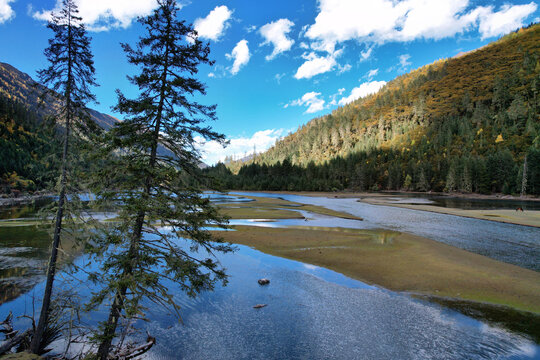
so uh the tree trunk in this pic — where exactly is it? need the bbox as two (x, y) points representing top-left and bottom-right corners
(31, 7), (74, 352)
(30, 109), (70, 354)
(96, 17), (171, 358)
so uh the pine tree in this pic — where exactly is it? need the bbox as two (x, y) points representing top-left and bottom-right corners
(87, 1), (232, 358)
(30, 0), (97, 353)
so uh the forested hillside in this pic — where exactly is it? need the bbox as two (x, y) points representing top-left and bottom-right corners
(0, 62), (118, 194)
(208, 24), (540, 195)
(0, 92), (60, 193)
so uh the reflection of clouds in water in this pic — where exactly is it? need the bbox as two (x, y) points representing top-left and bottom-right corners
(142, 267), (535, 360)
(0, 255), (45, 270)
(479, 323), (537, 358)
(303, 263), (319, 271)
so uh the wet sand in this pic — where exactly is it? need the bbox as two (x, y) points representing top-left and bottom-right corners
(217, 225), (540, 314)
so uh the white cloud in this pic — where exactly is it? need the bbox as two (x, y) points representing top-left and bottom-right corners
(294, 52), (338, 79)
(476, 3), (538, 39)
(259, 18), (295, 60)
(329, 88), (346, 105)
(193, 5), (232, 41)
(226, 40), (250, 75)
(338, 63), (352, 74)
(366, 68), (379, 79)
(360, 47), (373, 61)
(287, 91), (326, 114)
(245, 24), (257, 33)
(196, 129), (288, 165)
(399, 54), (411, 70)
(274, 73), (286, 84)
(303, 0), (537, 54)
(0, 0), (14, 23)
(338, 80), (386, 106)
(32, 0), (159, 31)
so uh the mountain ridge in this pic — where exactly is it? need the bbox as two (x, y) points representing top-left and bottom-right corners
(0, 61), (119, 130)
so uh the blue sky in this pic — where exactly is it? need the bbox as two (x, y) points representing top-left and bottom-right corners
(0, 0), (538, 164)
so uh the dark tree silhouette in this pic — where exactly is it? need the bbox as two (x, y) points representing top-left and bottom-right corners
(86, 1), (232, 358)
(30, 0), (97, 353)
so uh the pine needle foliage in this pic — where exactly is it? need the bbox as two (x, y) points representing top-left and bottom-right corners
(85, 1), (232, 358)
(30, 0), (97, 353)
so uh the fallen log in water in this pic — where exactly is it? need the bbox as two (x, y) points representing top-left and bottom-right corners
(110, 335), (156, 360)
(0, 329), (33, 355)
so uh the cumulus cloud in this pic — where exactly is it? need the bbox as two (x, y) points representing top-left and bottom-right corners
(296, 0), (537, 77)
(476, 3), (538, 39)
(286, 91), (326, 114)
(337, 63), (352, 74)
(0, 0), (14, 23)
(32, 0), (159, 31)
(259, 18), (295, 60)
(226, 40), (250, 75)
(399, 54), (411, 70)
(338, 80), (386, 106)
(193, 5), (232, 41)
(329, 88), (346, 105)
(305, 0), (536, 50)
(360, 47), (373, 61)
(195, 129), (288, 165)
(294, 52), (338, 79)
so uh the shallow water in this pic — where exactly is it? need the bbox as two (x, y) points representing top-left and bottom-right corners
(1, 193), (539, 359)
(2, 242), (538, 360)
(379, 192), (540, 210)
(231, 192), (540, 271)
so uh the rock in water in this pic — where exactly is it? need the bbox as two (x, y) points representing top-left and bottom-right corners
(253, 304), (267, 309)
(258, 278), (270, 285)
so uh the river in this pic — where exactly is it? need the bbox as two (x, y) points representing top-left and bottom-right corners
(0, 192), (538, 359)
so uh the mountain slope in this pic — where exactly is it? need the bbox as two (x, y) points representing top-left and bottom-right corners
(217, 24), (540, 195)
(0, 62), (119, 129)
(0, 62), (120, 193)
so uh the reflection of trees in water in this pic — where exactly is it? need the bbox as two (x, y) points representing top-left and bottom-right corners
(0, 226), (81, 305)
(0, 275), (44, 305)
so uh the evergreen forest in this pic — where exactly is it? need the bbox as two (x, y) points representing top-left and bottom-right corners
(206, 24), (540, 195)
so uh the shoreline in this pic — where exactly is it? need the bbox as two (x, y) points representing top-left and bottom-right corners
(216, 225), (540, 314)
(228, 190), (540, 228)
(215, 193), (540, 315)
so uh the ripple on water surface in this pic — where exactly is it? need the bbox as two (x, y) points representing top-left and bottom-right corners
(139, 247), (537, 360)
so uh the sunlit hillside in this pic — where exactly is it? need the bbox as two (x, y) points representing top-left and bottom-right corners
(216, 24), (540, 194)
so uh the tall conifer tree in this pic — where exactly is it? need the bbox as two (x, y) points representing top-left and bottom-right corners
(86, 1), (232, 358)
(30, 0), (97, 353)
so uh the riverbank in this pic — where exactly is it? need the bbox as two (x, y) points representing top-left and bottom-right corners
(229, 190), (540, 227)
(216, 225), (540, 314)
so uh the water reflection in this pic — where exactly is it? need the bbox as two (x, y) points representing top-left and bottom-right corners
(372, 192), (540, 210)
(0, 225), (81, 305)
(0, 193), (539, 359)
